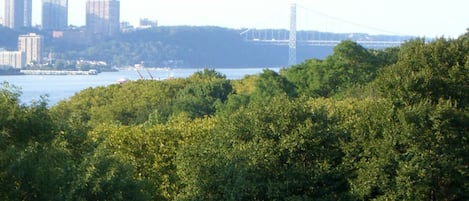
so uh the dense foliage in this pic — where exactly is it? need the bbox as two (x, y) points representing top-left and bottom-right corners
(1, 31), (468, 201)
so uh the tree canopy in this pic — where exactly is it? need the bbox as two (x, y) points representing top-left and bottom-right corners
(1, 31), (468, 201)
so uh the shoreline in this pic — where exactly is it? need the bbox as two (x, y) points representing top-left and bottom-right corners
(20, 69), (99, 75)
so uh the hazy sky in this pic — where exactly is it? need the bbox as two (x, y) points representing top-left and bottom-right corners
(1, 0), (468, 37)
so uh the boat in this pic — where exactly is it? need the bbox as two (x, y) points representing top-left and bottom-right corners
(116, 78), (129, 84)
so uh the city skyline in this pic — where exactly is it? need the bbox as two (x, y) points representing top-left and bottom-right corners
(0, 0), (468, 37)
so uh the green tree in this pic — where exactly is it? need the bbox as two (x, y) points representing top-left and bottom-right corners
(68, 125), (150, 201)
(173, 79), (233, 118)
(331, 98), (401, 200)
(52, 79), (188, 126)
(177, 96), (353, 200)
(391, 101), (469, 200)
(252, 69), (297, 101)
(374, 37), (469, 108)
(173, 69), (233, 118)
(0, 82), (71, 201)
(283, 40), (389, 98)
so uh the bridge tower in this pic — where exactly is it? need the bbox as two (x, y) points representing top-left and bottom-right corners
(288, 3), (297, 66)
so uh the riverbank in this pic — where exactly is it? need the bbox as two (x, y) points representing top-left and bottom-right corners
(20, 69), (99, 75)
(0, 68), (24, 75)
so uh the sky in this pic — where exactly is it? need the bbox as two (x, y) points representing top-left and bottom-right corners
(0, 0), (468, 38)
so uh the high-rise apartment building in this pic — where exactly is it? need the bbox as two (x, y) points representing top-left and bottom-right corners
(4, 0), (32, 29)
(0, 50), (25, 68)
(42, 0), (68, 30)
(86, 0), (120, 37)
(18, 33), (43, 65)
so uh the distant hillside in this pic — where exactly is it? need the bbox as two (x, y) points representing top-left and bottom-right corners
(1, 26), (411, 67)
(0, 26), (50, 51)
(0, 26), (20, 50)
(53, 26), (334, 68)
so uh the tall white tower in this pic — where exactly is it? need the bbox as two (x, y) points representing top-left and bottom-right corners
(288, 3), (297, 66)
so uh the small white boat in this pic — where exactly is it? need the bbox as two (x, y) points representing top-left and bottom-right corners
(116, 78), (129, 84)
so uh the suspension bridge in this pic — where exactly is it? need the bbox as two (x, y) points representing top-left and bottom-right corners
(240, 4), (410, 65)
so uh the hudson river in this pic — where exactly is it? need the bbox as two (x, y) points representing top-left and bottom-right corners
(1, 67), (280, 105)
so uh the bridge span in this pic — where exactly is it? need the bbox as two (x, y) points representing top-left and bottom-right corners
(240, 3), (410, 65)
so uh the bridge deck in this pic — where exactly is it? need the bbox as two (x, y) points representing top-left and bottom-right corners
(246, 39), (403, 47)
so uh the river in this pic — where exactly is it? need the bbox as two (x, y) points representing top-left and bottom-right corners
(0, 67), (280, 105)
